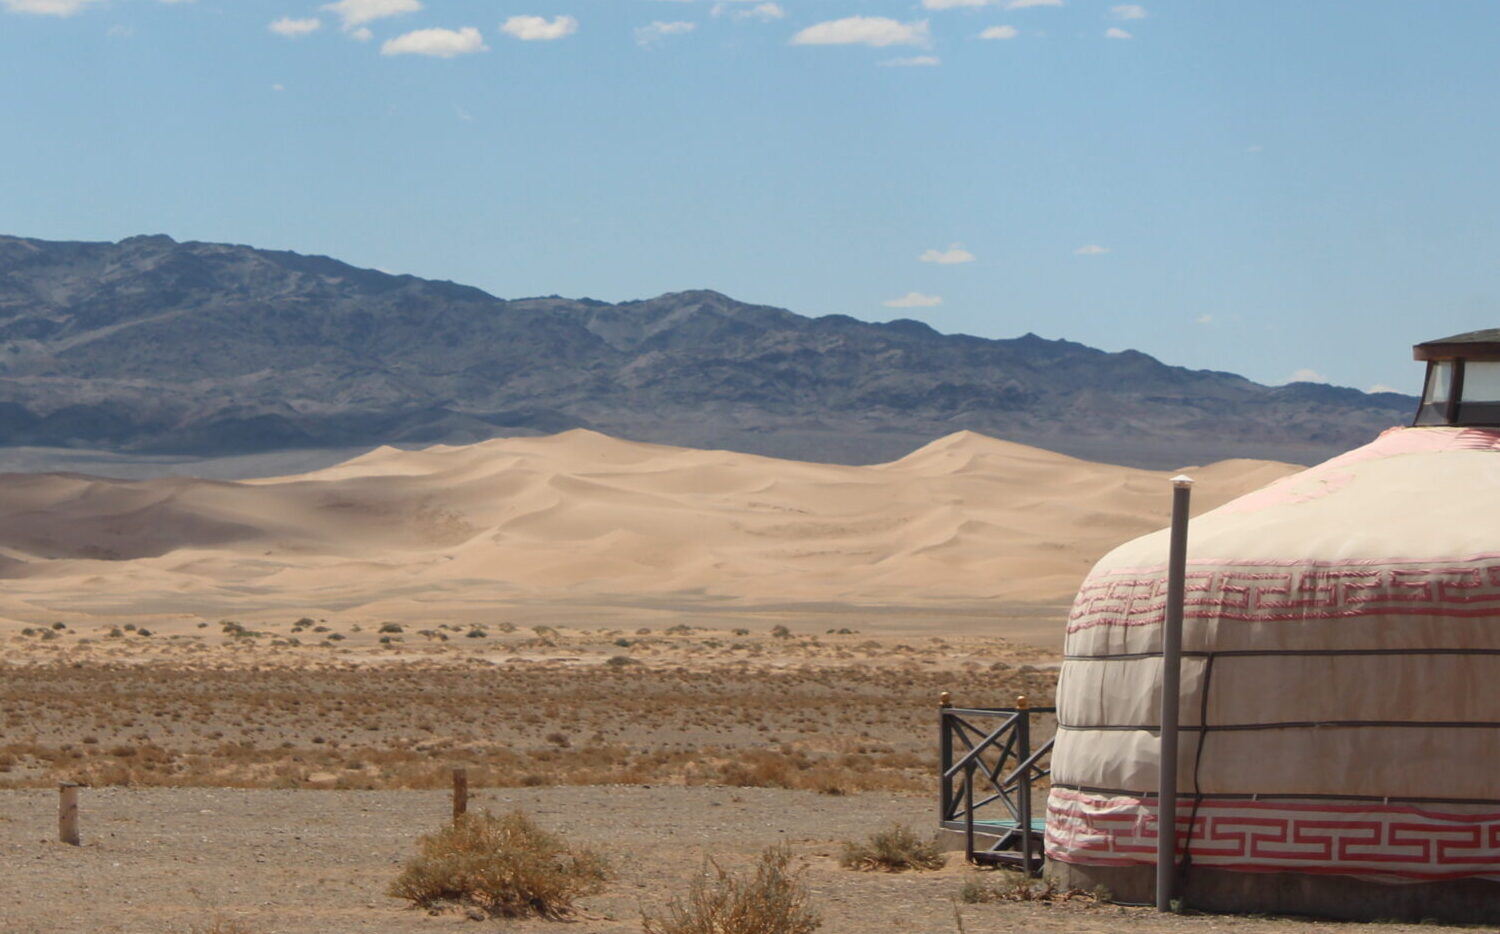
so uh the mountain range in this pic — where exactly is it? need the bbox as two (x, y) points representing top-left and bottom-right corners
(0, 233), (1416, 469)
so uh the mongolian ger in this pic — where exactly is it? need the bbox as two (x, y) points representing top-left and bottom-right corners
(1046, 330), (1500, 923)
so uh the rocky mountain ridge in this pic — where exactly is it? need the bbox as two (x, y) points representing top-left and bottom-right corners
(0, 233), (1416, 468)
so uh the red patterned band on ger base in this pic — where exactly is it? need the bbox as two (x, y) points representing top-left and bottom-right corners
(1045, 787), (1500, 882)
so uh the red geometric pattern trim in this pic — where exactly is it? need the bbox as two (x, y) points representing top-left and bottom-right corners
(1046, 788), (1500, 880)
(1068, 561), (1500, 634)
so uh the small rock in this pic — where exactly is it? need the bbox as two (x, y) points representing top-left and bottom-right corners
(464, 907), (487, 921)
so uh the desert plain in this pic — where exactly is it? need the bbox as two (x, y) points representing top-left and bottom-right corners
(0, 430), (1438, 933)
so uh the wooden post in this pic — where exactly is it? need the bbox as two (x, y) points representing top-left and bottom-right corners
(58, 782), (81, 846)
(452, 767), (468, 824)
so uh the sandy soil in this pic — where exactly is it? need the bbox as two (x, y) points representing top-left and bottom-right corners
(0, 631), (1455, 934)
(0, 628), (1053, 933)
(0, 785), (1439, 934)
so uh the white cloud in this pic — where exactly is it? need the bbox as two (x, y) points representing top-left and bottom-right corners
(1074, 244), (1110, 255)
(923, 0), (1060, 9)
(792, 17), (930, 48)
(322, 0), (420, 31)
(501, 14), (578, 40)
(1104, 26), (1132, 38)
(272, 83), (287, 91)
(884, 292), (943, 308)
(880, 55), (940, 66)
(636, 20), (695, 45)
(381, 26), (487, 57)
(1287, 368), (1328, 384)
(1367, 383), (1400, 394)
(351, 26), (373, 40)
(920, 244), (975, 264)
(1110, 4), (1146, 19)
(978, 25), (1017, 39)
(1195, 314), (1213, 325)
(711, 0), (783, 20)
(1246, 144), (1264, 153)
(269, 16), (321, 37)
(744, 2), (782, 20)
(1, 0), (104, 15)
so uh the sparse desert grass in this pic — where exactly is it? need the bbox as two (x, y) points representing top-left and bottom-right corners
(839, 822), (946, 872)
(0, 628), (1057, 793)
(0, 737), (936, 793)
(388, 810), (609, 919)
(642, 844), (820, 934)
(188, 919), (263, 934)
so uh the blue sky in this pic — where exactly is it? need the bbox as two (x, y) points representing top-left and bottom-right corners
(2, 0), (1498, 395)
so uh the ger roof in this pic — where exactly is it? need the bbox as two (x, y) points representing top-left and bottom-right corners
(1413, 328), (1500, 360)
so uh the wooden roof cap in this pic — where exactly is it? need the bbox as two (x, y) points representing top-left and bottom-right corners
(1413, 329), (1500, 361)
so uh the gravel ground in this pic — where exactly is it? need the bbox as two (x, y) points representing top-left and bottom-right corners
(0, 786), (1440, 934)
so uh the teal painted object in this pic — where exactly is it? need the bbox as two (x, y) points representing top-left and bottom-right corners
(970, 818), (1046, 833)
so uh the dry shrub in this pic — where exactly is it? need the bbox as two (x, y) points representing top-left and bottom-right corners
(189, 921), (261, 934)
(716, 749), (916, 795)
(642, 844), (820, 934)
(959, 872), (1058, 903)
(839, 823), (945, 872)
(718, 748), (801, 788)
(388, 810), (609, 919)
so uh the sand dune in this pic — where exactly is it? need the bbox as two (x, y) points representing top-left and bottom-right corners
(0, 429), (1301, 630)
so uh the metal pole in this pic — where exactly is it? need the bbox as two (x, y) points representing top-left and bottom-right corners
(1016, 694), (1034, 876)
(1157, 475), (1193, 912)
(963, 762), (976, 863)
(939, 692), (953, 827)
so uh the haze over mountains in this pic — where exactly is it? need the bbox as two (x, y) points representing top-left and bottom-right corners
(0, 233), (1414, 471)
